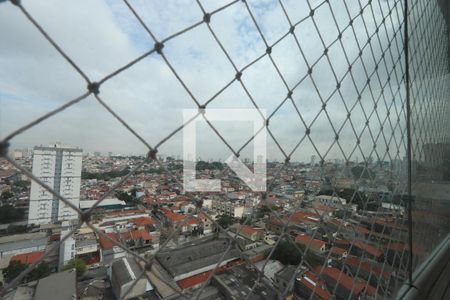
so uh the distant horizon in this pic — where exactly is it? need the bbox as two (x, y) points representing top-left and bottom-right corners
(10, 144), (406, 166)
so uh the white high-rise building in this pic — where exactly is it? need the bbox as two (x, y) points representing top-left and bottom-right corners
(59, 221), (76, 270)
(28, 144), (82, 225)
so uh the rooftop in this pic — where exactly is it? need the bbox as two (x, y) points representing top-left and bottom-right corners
(11, 251), (45, 265)
(213, 264), (277, 300)
(34, 268), (77, 300)
(156, 238), (240, 278)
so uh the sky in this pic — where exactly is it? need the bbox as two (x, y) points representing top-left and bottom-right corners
(0, 0), (407, 162)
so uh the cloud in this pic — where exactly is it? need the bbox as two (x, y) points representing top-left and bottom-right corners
(0, 0), (406, 162)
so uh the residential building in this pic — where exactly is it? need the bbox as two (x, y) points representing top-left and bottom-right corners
(155, 238), (240, 282)
(28, 144), (82, 225)
(295, 234), (326, 253)
(211, 199), (245, 218)
(0, 232), (47, 259)
(316, 266), (377, 300)
(314, 195), (347, 208)
(294, 271), (331, 300)
(109, 257), (154, 299)
(59, 223), (75, 270)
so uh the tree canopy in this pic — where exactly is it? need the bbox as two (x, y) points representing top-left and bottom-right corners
(272, 240), (302, 265)
(0, 205), (25, 224)
(3, 261), (51, 283)
(62, 258), (87, 276)
(216, 214), (235, 229)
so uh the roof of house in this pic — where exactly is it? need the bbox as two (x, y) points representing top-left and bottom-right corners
(11, 251), (45, 265)
(34, 268), (77, 300)
(344, 257), (390, 279)
(156, 238), (240, 277)
(314, 204), (338, 212)
(387, 242), (407, 252)
(121, 229), (152, 241)
(108, 209), (146, 216)
(295, 234), (326, 250)
(131, 216), (156, 226)
(351, 225), (371, 235)
(297, 271), (331, 300)
(164, 211), (185, 222)
(334, 238), (350, 246)
(98, 232), (119, 250)
(240, 226), (259, 236)
(110, 257), (154, 299)
(353, 241), (383, 258)
(177, 271), (211, 289)
(316, 267), (365, 295)
(79, 198), (126, 209)
(329, 247), (347, 255)
(290, 212), (320, 224)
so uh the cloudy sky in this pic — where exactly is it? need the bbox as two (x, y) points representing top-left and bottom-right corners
(0, 0), (406, 162)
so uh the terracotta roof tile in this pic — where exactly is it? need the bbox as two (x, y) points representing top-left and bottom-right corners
(295, 234), (326, 251)
(11, 251), (45, 265)
(297, 271), (331, 300)
(316, 267), (365, 295)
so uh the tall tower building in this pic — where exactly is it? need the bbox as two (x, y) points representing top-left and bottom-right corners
(28, 144), (82, 225)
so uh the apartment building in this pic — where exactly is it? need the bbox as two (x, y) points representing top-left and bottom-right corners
(28, 144), (82, 225)
(211, 199), (245, 218)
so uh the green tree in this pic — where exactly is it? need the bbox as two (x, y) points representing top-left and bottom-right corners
(61, 258), (87, 276)
(28, 262), (51, 281)
(216, 214), (235, 229)
(3, 261), (27, 283)
(0, 205), (25, 224)
(256, 205), (271, 218)
(15, 180), (30, 188)
(351, 166), (375, 180)
(115, 191), (133, 203)
(1, 190), (14, 200)
(272, 240), (302, 265)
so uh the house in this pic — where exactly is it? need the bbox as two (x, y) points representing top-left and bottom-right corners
(129, 216), (156, 230)
(163, 210), (185, 227)
(264, 234), (279, 245)
(343, 257), (392, 293)
(238, 226), (264, 241)
(198, 212), (214, 234)
(329, 247), (348, 260)
(294, 271), (331, 300)
(265, 218), (285, 235)
(350, 241), (384, 261)
(242, 244), (273, 263)
(314, 195), (347, 208)
(120, 229), (152, 251)
(316, 266), (377, 300)
(295, 234), (326, 253)
(74, 232), (99, 265)
(98, 233), (126, 263)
